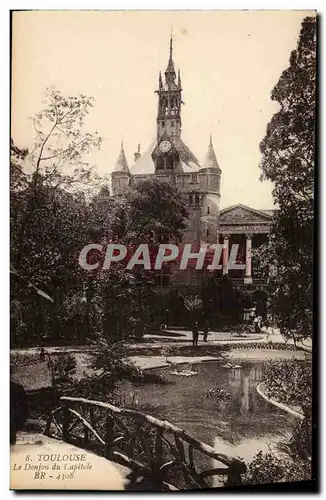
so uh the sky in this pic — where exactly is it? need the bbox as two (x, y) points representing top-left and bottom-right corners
(11, 10), (313, 209)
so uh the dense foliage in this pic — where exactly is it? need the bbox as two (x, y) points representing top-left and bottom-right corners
(199, 276), (245, 328)
(244, 17), (315, 485)
(243, 358), (312, 485)
(263, 358), (312, 458)
(10, 88), (189, 347)
(263, 359), (312, 416)
(243, 448), (311, 485)
(158, 276), (246, 329)
(258, 17), (315, 342)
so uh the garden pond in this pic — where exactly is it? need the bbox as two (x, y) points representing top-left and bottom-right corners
(118, 360), (298, 467)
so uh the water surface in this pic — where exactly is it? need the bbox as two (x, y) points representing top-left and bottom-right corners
(120, 360), (296, 464)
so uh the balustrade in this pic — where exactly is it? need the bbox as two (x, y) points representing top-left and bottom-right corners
(45, 396), (246, 491)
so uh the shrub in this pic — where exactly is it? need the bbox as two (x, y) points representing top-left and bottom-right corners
(245, 358), (313, 484)
(263, 359), (312, 415)
(243, 449), (311, 485)
(51, 354), (77, 388)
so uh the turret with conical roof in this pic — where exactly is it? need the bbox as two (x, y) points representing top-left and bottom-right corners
(111, 141), (131, 195)
(113, 141), (130, 174)
(202, 135), (221, 172)
(200, 135), (221, 197)
(196, 135), (221, 243)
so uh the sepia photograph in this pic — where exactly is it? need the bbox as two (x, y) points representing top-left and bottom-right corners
(10, 10), (316, 491)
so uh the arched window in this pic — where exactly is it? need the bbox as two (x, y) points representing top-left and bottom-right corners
(161, 98), (168, 114)
(156, 157), (164, 170)
(166, 156), (174, 169)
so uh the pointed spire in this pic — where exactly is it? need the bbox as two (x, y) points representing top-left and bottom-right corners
(159, 71), (163, 89)
(178, 68), (181, 87)
(203, 134), (220, 170)
(113, 140), (130, 174)
(165, 32), (175, 75)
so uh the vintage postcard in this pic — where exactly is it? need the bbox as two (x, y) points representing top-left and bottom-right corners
(10, 10), (316, 491)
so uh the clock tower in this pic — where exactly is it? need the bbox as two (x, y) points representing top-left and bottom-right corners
(155, 35), (183, 143)
(153, 36), (184, 172)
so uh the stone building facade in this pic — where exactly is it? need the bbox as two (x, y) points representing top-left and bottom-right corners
(111, 38), (273, 294)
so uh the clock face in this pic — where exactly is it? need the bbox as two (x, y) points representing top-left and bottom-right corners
(159, 140), (172, 153)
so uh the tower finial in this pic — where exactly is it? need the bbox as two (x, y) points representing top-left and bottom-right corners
(165, 31), (176, 76)
(134, 143), (141, 163)
(209, 133), (212, 147)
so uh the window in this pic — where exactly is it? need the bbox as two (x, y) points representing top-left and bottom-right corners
(154, 266), (171, 287)
(191, 173), (198, 184)
(166, 156), (174, 169)
(156, 157), (164, 170)
(207, 206), (210, 215)
(207, 229), (210, 238)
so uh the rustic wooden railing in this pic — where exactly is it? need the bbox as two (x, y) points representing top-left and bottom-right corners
(45, 396), (246, 491)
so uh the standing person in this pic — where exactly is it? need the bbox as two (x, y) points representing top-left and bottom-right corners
(264, 316), (270, 332)
(203, 321), (209, 342)
(249, 307), (256, 332)
(192, 321), (199, 347)
(164, 308), (169, 330)
(253, 316), (261, 333)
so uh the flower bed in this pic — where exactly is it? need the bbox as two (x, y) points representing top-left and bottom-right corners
(229, 342), (297, 351)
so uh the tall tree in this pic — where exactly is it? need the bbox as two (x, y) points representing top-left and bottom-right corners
(29, 86), (103, 193)
(259, 17), (316, 341)
(10, 88), (103, 346)
(127, 178), (188, 244)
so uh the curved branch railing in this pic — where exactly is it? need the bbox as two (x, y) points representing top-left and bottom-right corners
(45, 396), (246, 491)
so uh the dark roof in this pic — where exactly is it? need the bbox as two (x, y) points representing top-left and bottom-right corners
(202, 135), (221, 172)
(130, 137), (201, 175)
(113, 142), (130, 175)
